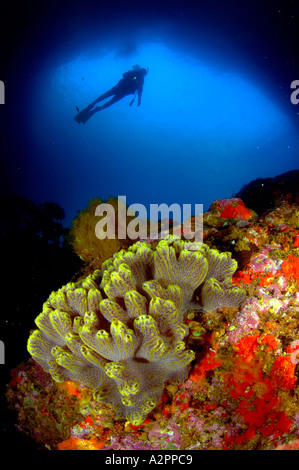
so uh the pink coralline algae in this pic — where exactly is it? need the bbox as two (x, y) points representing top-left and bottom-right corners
(250, 248), (279, 274)
(227, 298), (261, 343)
(6, 195), (299, 450)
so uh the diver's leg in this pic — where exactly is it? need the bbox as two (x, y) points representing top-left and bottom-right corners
(74, 97), (119, 123)
(93, 93), (126, 111)
(74, 93), (126, 123)
(87, 86), (118, 109)
(74, 88), (118, 123)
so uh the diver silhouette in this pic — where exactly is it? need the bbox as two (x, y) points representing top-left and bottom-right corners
(74, 65), (148, 124)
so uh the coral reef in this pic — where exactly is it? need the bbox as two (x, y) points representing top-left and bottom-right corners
(7, 195), (299, 450)
(209, 198), (256, 221)
(27, 237), (245, 426)
(69, 197), (136, 269)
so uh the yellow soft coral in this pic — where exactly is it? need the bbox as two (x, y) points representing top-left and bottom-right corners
(69, 197), (135, 269)
(28, 237), (246, 425)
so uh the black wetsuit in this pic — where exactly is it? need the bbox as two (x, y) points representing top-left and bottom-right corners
(74, 69), (146, 123)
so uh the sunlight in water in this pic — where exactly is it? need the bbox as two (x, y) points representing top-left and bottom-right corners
(27, 39), (298, 225)
(52, 41), (289, 140)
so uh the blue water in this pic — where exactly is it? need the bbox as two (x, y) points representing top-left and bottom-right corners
(4, 20), (299, 227)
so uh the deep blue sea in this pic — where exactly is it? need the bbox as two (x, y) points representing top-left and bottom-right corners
(2, 0), (298, 227)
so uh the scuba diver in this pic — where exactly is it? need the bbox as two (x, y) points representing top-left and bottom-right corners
(74, 64), (149, 124)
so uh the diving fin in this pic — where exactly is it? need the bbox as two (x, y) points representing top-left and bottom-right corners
(74, 107), (94, 124)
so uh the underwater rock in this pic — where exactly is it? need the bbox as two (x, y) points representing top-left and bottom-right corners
(209, 198), (256, 222)
(234, 169), (299, 214)
(7, 196), (299, 450)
